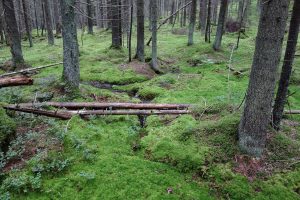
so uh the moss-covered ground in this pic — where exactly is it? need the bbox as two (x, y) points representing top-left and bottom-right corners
(0, 17), (299, 199)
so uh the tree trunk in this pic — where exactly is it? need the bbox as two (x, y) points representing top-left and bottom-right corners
(205, 0), (211, 43)
(187, 0), (197, 46)
(272, 0), (300, 130)
(199, 0), (208, 34)
(239, 0), (290, 157)
(60, 0), (80, 92)
(87, 0), (94, 34)
(0, 0), (5, 44)
(213, 0), (228, 50)
(43, 0), (54, 45)
(2, 0), (25, 66)
(135, 0), (145, 61)
(0, 76), (33, 88)
(53, 0), (62, 36)
(22, 0), (33, 47)
(169, 1), (175, 24)
(150, 0), (160, 73)
(111, 0), (122, 48)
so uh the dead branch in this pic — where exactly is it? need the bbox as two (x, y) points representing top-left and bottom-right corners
(0, 76), (33, 88)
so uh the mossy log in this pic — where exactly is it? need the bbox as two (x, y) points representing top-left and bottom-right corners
(0, 76), (33, 88)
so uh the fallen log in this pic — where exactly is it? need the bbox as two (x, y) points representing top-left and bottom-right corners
(69, 110), (191, 116)
(0, 76), (33, 88)
(9, 102), (191, 110)
(0, 62), (63, 78)
(284, 110), (300, 115)
(4, 106), (72, 120)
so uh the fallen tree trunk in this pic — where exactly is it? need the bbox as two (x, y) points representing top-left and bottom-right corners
(0, 62), (63, 78)
(0, 76), (33, 88)
(146, 1), (192, 46)
(9, 102), (191, 110)
(69, 110), (191, 116)
(284, 110), (300, 114)
(4, 106), (72, 120)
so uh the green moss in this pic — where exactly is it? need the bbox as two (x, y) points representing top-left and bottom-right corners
(0, 107), (16, 150)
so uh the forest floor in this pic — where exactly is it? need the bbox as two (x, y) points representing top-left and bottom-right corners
(0, 25), (300, 199)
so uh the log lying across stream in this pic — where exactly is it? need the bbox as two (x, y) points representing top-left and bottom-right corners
(0, 76), (33, 88)
(10, 102), (191, 110)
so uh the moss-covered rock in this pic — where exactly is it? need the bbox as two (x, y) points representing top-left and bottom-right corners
(0, 107), (16, 151)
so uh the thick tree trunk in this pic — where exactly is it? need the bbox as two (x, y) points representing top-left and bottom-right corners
(87, 0), (94, 34)
(22, 0), (33, 47)
(0, 0), (5, 44)
(272, 0), (300, 130)
(135, 0), (145, 61)
(199, 0), (208, 34)
(239, 0), (290, 157)
(187, 0), (197, 46)
(2, 0), (24, 66)
(43, 0), (54, 45)
(60, 0), (80, 92)
(150, 0), (160, 73)
(111, 0), (122, 48)
(213, 0), (228, 50)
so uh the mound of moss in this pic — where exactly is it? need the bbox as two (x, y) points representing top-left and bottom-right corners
(0, 107), (16, 151)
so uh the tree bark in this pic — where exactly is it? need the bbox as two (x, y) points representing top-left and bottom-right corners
(2, 0), (25, 66)
(272, 0), (300, 130)
(239, 0), (290, 157)
(205, 0), (211, 43)
(87, 0), (94, 34)
(42, 0), (55, 45)
(22, 0), (33, 47)
(213, 0), (228, 50)
(169, 1), (175, 24)
(199, 0), (208, 34)
(60, 0), (80, 92)
(53, 0), (62, 36)
(135, 0), (145, 61)
(111, 0), (122, 48)
(187, 0), (197, 46)
(150, 0), (160, 73)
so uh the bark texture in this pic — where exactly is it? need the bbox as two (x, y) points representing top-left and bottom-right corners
(272, 0), (300, 129)
(199, 0), (208, 34)
(135, 0), (145, 61)
(60, 0), (80, 92)
(187, 0), (197, 45)
(2, 0), (24, 66)
(87, 0), (94, 34)
(22, 0), (33, 47)
(150, 0), (159, 73)
(213, 0), (228, 50)
(239, 0), (290, 157)
(111, 0), (122, 48)
(43, 0), (54, 45)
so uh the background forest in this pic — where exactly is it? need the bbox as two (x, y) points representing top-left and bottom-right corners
(0, 0), (299, 199)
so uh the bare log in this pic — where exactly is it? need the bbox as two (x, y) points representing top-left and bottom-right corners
(4, 106), (72, 120)
(0, 76), (33, 88)
(146, 1), (192, 46)
(0, 62), (63, 78)
(284, 110), (300, 114)
(9, 102), (191, 110)
(69, 110), (191, 116)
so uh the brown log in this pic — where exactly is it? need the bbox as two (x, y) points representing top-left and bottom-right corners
(10, 102), (191, 110)
(69, 110), (191, 116)
(4, 106), (72, 120)
(284, 110), (300, 114)
(0, 76), (33, 88)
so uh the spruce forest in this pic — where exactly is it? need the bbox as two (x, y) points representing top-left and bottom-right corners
(0, 0), (300, 199)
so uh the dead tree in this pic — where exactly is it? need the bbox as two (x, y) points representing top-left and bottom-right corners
(239, 0), (290, 157)
(272, 0), (300, 130)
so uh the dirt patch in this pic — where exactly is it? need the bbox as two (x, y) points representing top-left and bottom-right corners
(119, 60), (157, 79)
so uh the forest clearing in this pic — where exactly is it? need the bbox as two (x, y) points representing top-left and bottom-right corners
(0, 0), (300, 199)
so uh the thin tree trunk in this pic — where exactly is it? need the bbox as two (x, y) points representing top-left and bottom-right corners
(111, 0), (122, 48)
(199, 0), (208, 33)
(272, 0), (300, 130)
(169, 1), (175, 24)
(87, 0), (94, 34)
(150, 0), (160, 73)
(187, 0), (197, 46)
(205, 0), (211, 42)
(239, 0), (290, 157)
(43, 0), (54, 45)
(60, 0), (80, 92)
(213, 0), (228, 50)
(135, 0), (145, 61)
(33, 0), (39, 36)
(2, 0), (25, 66)
(128, 3), (133, 62)
(53, 0), (62, 36)
(22, 0), (33, 47)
